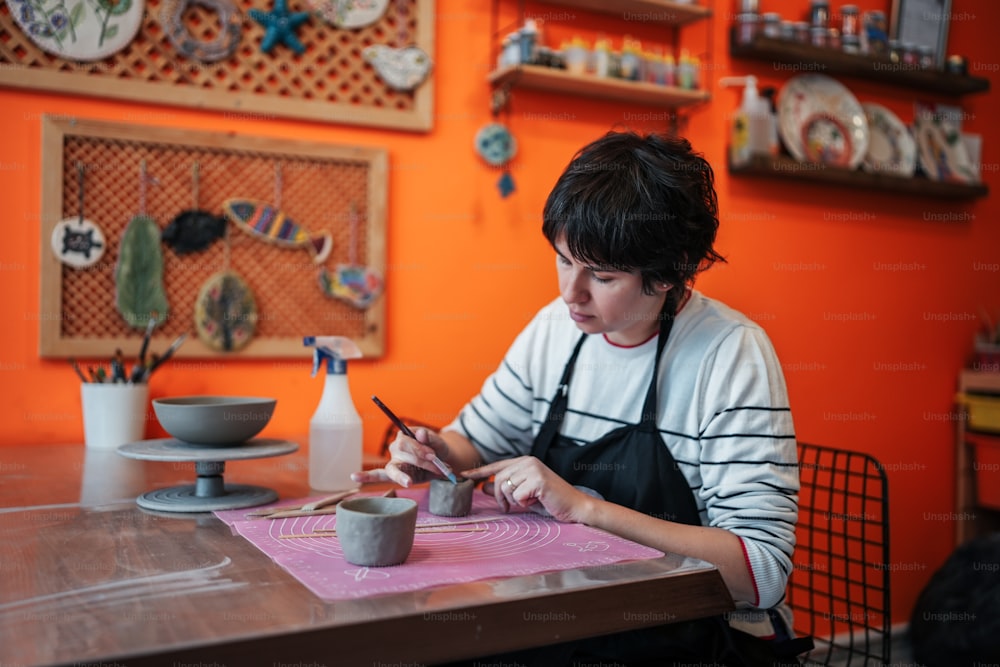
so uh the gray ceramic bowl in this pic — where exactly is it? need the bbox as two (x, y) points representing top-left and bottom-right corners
(152, 396), (276, 445)
(336, 496), (418, 567)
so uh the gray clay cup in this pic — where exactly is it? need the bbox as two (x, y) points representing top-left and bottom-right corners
(428, 477), (475, 517)
(336, 497), (418, 567)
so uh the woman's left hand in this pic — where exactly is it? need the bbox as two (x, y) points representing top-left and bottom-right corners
(462, 456), (595, 523)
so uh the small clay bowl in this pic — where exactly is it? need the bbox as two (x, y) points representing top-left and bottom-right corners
(428, 477), (475, 517)
(336, 497), (418, 567)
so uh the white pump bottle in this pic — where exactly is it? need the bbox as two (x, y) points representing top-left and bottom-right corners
(304, 336), (362, 491)
(720, 75), (778, 166)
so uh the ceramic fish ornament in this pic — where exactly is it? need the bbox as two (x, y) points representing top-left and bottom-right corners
(116, 214), (169, 329)
(363, 44), (432, 91)
(318, 265), (383, 309)
(162, 209), (227, 254)
(222, 199), (333, 263)
(194, 270), (257, 352)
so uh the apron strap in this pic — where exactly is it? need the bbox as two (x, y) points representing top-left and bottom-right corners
(532, 332), (587, 461)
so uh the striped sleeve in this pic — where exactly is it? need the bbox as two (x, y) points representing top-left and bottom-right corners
(696, 325), (799, 610)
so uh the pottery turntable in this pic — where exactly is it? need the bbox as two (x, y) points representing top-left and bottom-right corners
(118, 437), (298, 512)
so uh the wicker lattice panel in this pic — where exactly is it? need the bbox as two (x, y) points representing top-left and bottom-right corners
(0, 0), (433, 131)
(39, 116), (387, 359)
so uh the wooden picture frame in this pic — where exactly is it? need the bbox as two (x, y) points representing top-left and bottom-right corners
(39, 116), (388, 360)
(891, 0), (951, 69)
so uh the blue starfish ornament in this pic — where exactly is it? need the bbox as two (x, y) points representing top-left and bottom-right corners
(249, 0), (310, 54)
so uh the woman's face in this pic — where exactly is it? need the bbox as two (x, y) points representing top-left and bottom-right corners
(554, 235), (669, 347)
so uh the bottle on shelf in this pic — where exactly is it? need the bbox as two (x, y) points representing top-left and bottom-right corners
(720, 75), (776, 166)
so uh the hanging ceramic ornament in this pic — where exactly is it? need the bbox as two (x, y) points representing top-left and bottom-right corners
(362, 0), (431, 92)
(51, 163), (106, 269)
(318, 202), (383, 309)
(162, 163), (228, 254)
(116, 162), (169, 329)
(162, 0), (242, 62)
(476, 122), (517, 198)
(194, 233), (258, 354)
(248, 0), (310, 54)
(310, 0), (388, 28)
(222, 164), (332, 263)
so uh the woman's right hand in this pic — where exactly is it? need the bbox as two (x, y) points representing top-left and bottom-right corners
(351, 427), (450, 488)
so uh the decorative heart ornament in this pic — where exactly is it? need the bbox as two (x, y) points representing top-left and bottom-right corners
(363, 44), (432, 91)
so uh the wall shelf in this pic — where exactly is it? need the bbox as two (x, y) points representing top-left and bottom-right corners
(487, 64), (710, 108)
(729, 31), (990, 96)
(729, 154), (989, 201)
(539, 0), (711, 27)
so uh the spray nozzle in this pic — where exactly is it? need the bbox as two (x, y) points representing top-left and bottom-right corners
(304, 336), (363, 376)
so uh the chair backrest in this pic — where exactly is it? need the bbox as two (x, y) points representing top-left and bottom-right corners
(789, 442), (891, 666)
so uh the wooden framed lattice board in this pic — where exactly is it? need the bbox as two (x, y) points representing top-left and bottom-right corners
(0, 0), (434, 132)
(39, 116), (388, 359)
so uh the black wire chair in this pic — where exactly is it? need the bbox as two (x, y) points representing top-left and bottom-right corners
(789, 442), (892, 666)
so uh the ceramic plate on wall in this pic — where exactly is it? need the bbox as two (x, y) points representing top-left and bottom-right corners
(310, 0), (388, 28)
(913, 105), (977, 184)
(861, 103), (916, 177)
(778, 74), (869, 169)
(5, 0), (145, 61)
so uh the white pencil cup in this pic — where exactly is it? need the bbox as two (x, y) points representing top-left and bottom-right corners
(81, 383), (150, 450)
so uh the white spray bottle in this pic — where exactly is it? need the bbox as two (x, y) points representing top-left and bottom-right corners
(720, 75), (777, 167)
(304, 336), (363, 491)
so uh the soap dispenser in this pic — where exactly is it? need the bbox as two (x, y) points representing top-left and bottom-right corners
(720, 75), (774, 167)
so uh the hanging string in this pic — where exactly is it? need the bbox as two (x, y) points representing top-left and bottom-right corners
(191, 161), (201, 209)
(139, 160), (148, 215)
(274, 162), (283, 210)
(348, 202), (359, 265)
(396, 0), (408, 46)
(75, 161), (86, 226)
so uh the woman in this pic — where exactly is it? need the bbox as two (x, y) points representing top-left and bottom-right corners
(354, 131), (805, 666)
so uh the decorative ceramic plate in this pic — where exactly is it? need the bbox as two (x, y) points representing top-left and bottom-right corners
(5, 0), (145, 61)
(475, 122), (516, 166)
(913, 104), (977, 184)
(860, 103), (916, 177)
(777, 74), (869, 169)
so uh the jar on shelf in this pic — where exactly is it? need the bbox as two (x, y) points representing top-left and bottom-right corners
(810, 25), (826, 48)
(918, 45), (936, 70)
(663, 53), (677, 87)
(826, 27), (840, 51)
(840, 5), (859, 38)
(619, 37), (643, 81)
(793, 21), (810, 44)
(888, 39), (902, 63)
(735, 13), (760, 45)
(901, 42), (919, 66)
(762, 13), (781, 38)
(593, 37), (611, 77)
(563, 37), (589, 75)
(842, 34), (860, 54)
(864, 10), (888, 56)
(677, 50), (696, 89)
(809, 0), (830, 28)
(779, 20), (795, 41)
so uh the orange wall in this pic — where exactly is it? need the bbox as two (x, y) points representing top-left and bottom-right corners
(1, 0), (998, 627)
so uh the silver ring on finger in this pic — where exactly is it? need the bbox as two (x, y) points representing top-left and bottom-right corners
(505, 477), (518, 490)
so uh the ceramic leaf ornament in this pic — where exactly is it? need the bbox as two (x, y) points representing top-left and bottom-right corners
(116, 214), (169, 329)
(116, 163), (168, 329)
(194, 271), (257, 352)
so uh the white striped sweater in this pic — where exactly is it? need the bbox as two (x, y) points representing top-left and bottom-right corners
(445, 291), (799, 620)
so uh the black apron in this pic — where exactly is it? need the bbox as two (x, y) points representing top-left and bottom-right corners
(510, 317), (807, 667)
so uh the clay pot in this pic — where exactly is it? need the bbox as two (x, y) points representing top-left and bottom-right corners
(336, 497), (418, 566)
(428, 478), (475, 517)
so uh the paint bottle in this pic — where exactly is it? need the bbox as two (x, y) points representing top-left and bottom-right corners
(304, 336), (363, 491)
(720, 75), (773, 166)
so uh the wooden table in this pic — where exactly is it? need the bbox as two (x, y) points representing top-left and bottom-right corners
(0, 443), (734, 667)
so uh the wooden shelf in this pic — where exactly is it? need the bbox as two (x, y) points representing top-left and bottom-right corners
(729, 31), (990, 97)
(540, 0), (711, 27)
(728, 153), (989, 201)
(487, 64), (710, 109)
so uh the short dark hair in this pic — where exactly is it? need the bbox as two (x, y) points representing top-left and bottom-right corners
(542, 131), (725, 312)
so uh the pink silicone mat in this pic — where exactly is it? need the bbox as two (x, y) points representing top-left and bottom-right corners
(214, 488), (665, 600)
